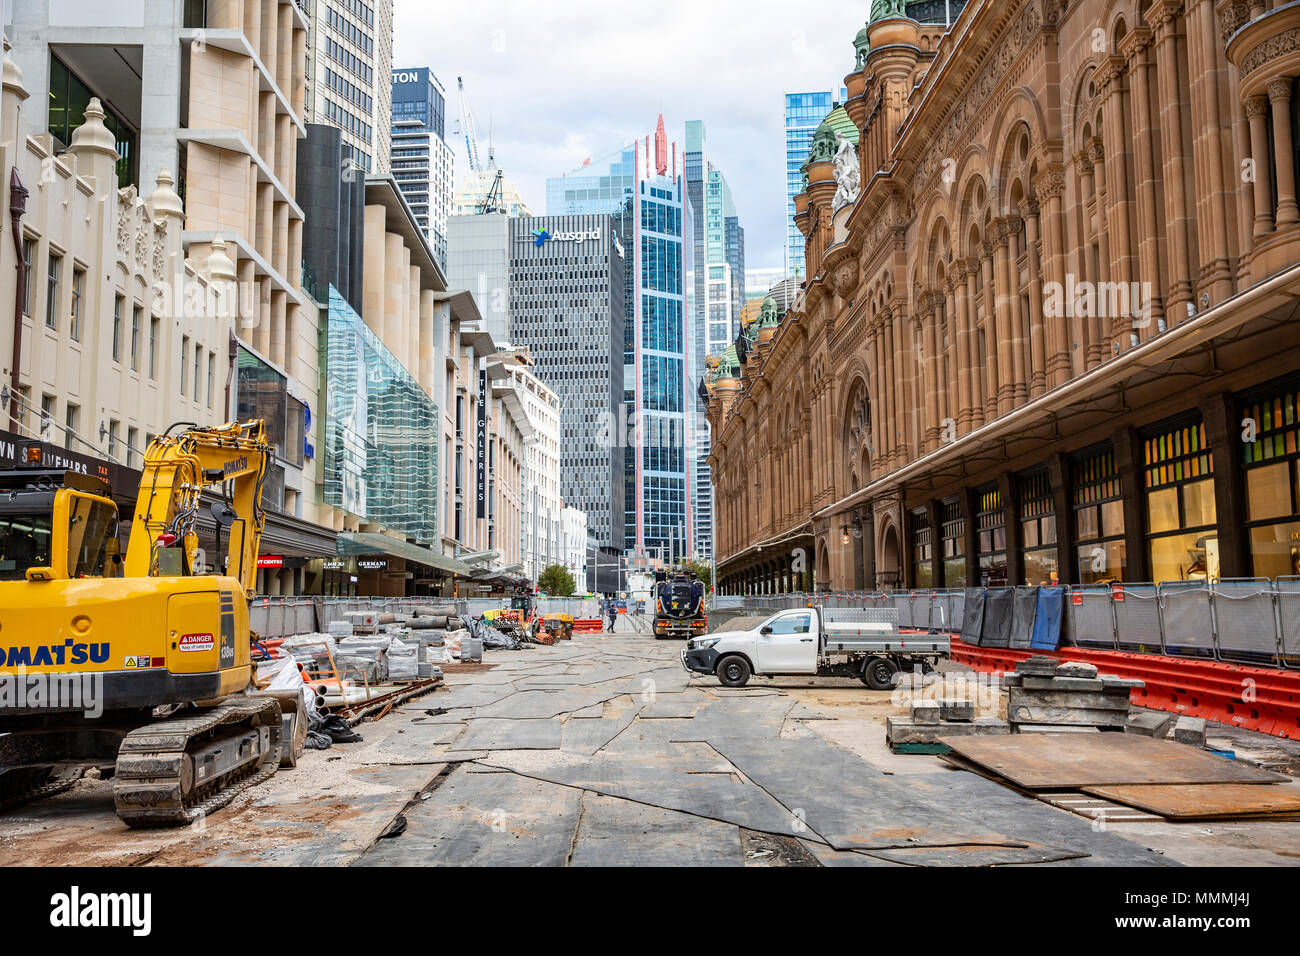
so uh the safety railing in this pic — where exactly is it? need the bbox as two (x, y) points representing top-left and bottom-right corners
(716, 576), (1300, 669)
(247, 594), (611, 638)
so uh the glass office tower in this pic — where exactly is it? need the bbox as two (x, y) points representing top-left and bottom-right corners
(391, 67), (453, 267)
(547, 116), (692, 561)
(684, 120), (745, 561)
(784, 90), (837, 278)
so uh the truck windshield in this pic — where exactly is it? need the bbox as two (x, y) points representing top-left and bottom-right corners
(0, 512), (53, 580)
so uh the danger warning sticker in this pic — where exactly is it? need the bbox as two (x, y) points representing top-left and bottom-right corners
(178, 633), (215, 653)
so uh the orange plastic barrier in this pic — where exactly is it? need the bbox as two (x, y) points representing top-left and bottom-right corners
(949, 638), (1300, 740)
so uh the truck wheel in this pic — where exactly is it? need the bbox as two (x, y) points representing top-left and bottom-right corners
(716, 655), (751, 688)
(861, 657), (898, 691)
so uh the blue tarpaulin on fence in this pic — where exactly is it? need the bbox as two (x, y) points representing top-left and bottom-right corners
(1030, 587), (1065, 650)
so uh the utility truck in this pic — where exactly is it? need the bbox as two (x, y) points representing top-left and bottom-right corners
(652, 568), (706, 639)
(681, 606), (948, 689)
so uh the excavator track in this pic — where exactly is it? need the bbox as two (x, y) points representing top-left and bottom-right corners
(112, 697), (282, 828)
(0, 767), (83, 814)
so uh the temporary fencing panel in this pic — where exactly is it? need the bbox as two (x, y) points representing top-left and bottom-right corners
(1111, 584), (1163, 653)
(1030, 587), (1065, 650)
(981, 588), (1015, 648)
(1159, 582), (1216, 659)
(1064, 587), (1118, 649)
(1212, 580), (1281, 665)
(949, 589), (966, 634)
(1280, 578), (1300, 667)
(1010, 586), (1039, 649)
(961, 588), (986, 644)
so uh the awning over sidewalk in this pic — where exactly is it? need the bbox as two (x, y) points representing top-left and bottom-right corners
(337, 531), (474, 575)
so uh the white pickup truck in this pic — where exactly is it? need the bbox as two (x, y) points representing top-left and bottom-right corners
(681, 606), (949, 689)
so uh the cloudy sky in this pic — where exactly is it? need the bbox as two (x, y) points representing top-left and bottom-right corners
(394, 0), (866, 271)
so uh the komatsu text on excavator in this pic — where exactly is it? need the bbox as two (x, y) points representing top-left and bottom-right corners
(0, 421), (284, 826)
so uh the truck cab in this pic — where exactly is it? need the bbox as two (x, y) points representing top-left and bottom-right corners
(681, 606), (949, 689)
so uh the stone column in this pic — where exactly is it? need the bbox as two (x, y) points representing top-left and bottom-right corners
(1111, 426), (1151, 582)
(921, 303), (940, 450)
(961, 261), (985, 428)
(1268, 78), (1300, 227)
(869, 322), (884, 468)
(952, 263), (974, 432)
(1199, 392), (1249, 578)
(992, 227), (1016, 416)
(1246, 95), (1275, 239)
(1122, 27), (1166, 340)
(1088, 139), (1114, 358)
(883, 311), (898, 466)
(1033, 167), (1069, 387)
(980, 246), (1000, 420)
(1048, 453), (1075, 584)
(1004, 217), (1028, 403)
(1023, 204), (1047, 396)
(1151, 4), (1196, 311)
(1186, 0), (1237, 302)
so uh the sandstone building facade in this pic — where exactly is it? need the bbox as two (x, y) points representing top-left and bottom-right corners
(707, 0), (1300, 594)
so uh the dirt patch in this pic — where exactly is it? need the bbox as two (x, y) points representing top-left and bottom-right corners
(740, 828), (821, 866)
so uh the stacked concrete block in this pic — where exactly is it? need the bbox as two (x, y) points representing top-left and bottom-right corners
(1004, 657), (1144, 732)
(1125, 711), (1176, 738)
(1173, 715), (1208, 746)
(887, 698), (1009, 753)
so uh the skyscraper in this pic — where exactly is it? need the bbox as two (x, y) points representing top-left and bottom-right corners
(784, 91), (837, 278)
(684, 121), (745, 561)
(507, 215), (626, 552)
(547, 116), (692, 562)
(305, 0), (394, 172)
(391, 68), (454, 267)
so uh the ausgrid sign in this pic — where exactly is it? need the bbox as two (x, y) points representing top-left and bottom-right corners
(526, 226), (601, 246)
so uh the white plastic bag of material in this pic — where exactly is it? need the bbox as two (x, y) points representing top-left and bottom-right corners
(443, 632), (462, 661)
(268, 658), (305, 693)
(388, 637), (419, 680)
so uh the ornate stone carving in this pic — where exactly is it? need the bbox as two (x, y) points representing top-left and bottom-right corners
(1034, 164), (1066, 199)
(1241, 27), (1300, 80)
(833, 260), (859, 298)
(832, 133), (861, 213)
(1245, 94), (1270, 118)
(913, 3), (1042, 192)
(1218, 0), (1252, 43)
(1267, 76), (1294, 102)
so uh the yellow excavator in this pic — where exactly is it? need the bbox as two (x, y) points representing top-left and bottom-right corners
(0, 420), (283, 826)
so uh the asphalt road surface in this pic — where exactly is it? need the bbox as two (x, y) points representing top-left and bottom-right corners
(2, 631), (1297, 866)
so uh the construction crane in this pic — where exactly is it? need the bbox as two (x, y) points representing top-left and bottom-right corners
(0, 421), (286, 826)
(456, 76), (482, 174)
(480, 167), (505, 215)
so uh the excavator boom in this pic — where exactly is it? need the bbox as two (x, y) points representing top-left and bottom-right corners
(123, 421), (270, 594)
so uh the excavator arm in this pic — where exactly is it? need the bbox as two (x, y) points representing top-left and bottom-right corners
(123, 421), (270, 595)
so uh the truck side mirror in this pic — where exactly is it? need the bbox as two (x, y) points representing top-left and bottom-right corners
(759, 625), (772, 635)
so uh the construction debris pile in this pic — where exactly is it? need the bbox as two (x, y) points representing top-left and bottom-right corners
(251, 603), (526, 766)
(881, 655), (1300, 824)
(1003, 656), (1145, 733)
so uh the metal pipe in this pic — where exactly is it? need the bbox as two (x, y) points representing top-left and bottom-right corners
(9, 168), (29, 427)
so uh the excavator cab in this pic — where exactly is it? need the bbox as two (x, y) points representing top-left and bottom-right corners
(0, 466), (120, 582)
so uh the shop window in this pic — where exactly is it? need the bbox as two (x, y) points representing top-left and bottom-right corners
(1241, 380), (1300, 578)
(1073, 447), (1126, 584)
(976, 486), (1007, 585)
(940, 499), (966, 588)
(910, 510), (932, 589)
(1019, 471), (1057, 585)
(1144, 419), (1217, 582)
